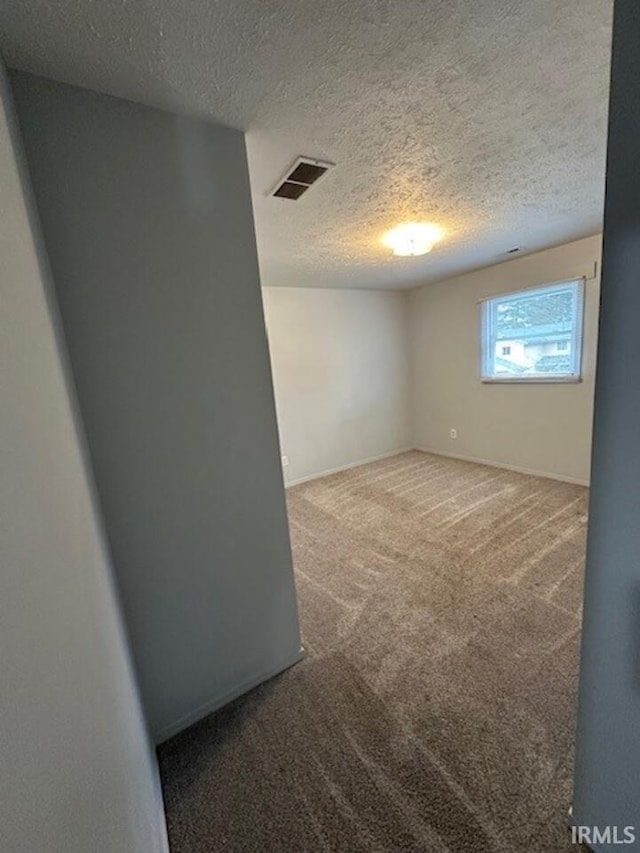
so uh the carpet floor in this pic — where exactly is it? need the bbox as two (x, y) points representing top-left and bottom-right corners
(158, 451), (588, 852)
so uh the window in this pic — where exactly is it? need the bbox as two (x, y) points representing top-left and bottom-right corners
(481, 279), (584, 382)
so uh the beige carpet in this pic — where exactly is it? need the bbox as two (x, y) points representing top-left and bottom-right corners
(158, 451), (588, 852)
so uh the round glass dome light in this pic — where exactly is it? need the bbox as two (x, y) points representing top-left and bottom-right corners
(382, 222), (443, 257)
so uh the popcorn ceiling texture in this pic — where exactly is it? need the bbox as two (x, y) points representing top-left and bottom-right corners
(1, 0), (613, 289)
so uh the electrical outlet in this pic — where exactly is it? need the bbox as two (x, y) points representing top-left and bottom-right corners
(449, 429), (457, 439)
(282, 455), (289, 467)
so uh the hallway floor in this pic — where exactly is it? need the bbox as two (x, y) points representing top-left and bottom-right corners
(158, 451), (588, 852)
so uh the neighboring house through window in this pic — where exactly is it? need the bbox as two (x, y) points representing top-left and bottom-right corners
(481, 279), (585, 382)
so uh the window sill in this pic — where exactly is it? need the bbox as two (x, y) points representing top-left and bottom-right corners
(481, 376), (583, 384)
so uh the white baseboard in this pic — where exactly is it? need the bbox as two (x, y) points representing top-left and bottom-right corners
(415, 446), (590, 487)
(285, 448), (413, 488)
(153, 646), (305, 744)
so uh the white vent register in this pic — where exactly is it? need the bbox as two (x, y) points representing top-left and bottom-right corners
(270, 156), (334, 200)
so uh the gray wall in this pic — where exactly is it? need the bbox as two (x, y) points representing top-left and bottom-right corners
(409, 235), (601, 486)
(0, 62), (168, 852)
(11, 71), (302, 741)
(263, 287), (411, 485)
(573, 0), (640, 846)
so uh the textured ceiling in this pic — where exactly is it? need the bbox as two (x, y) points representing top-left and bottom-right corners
(1, 0), (613, 290)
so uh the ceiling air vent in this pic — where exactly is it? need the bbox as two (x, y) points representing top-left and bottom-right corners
(271, 157), (334, 200)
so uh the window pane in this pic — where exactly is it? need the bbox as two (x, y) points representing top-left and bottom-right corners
(482, 280), (584, 381)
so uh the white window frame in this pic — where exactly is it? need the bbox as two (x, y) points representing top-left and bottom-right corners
(480, 278), (585, 384)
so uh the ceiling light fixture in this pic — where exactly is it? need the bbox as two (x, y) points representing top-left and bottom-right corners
(382, 222), (443, 257)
